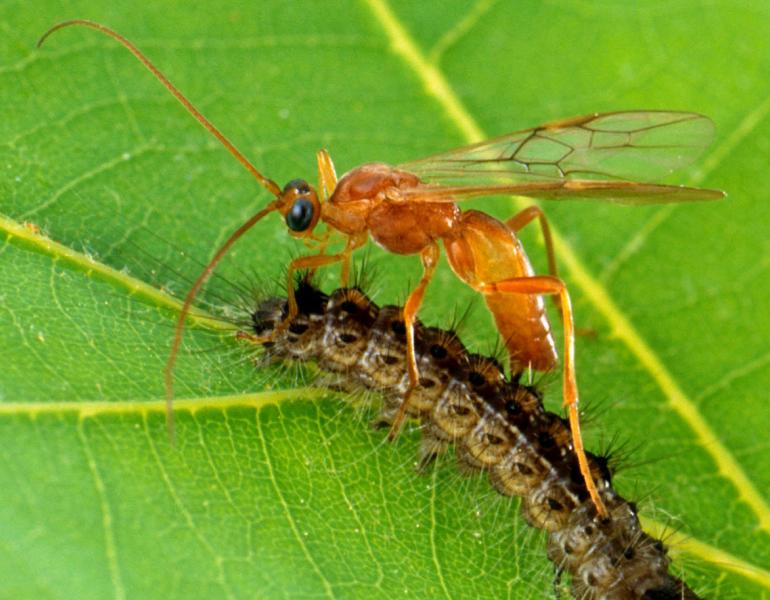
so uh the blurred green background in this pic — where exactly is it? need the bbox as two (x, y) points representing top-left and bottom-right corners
(1, 1), (769, 598)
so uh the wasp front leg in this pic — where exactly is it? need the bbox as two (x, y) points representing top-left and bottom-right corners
(286, 234), (365, 318)
(302, 225), (332, 260)
(238, 234), (367, 348)
(305, 229), (354, 287)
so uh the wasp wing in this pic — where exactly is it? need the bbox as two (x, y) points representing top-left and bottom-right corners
(398, 111), (724, 204)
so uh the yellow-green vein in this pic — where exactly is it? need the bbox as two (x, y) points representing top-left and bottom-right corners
(78, 420), (126, 600)
(642, 516), (770, 590)
(256, 407), (336, 599)
(0, 388), (327, 418)
(429, 467), (452, 599)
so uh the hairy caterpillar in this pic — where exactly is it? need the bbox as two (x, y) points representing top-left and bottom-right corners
(241, 278), (700, 600)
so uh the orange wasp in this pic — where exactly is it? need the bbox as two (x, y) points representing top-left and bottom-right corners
(40, 20), (724, 518)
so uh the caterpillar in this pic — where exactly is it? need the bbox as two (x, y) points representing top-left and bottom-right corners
(243, 278), (700, 600)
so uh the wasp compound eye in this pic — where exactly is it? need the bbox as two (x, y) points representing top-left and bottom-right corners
(286, 197), (315, 232)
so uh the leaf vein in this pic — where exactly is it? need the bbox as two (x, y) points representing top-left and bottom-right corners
(642, 516), (770, 590)
(0, 389), (326, 417)
(429, 468), (452, 599)
(312, 403), (385, 589)
(603, 90), (770, 282)
(0, 215), (227, 332)
(143, 413), (234, 598)
(77, 420), (126, 600)
(255, 406), (336, 599)
(427, 0), (499, 65)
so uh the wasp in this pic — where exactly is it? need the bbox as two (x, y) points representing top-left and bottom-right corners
(39, 20), (724, 518)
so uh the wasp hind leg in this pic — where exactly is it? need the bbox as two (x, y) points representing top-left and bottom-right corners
(481, 274), (608, 519)
(506, 206), (595, 337)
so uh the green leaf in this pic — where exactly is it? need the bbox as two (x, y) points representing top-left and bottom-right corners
(2, 1), (769, 598)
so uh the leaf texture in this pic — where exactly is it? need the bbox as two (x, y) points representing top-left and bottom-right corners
(1, 1), (769, 598)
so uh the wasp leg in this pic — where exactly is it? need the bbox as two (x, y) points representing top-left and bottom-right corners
(506, 206), (594, 336)
(481, 275), (607, 519)
(387, 242), (440, 441)
(506, 206), (557, 277)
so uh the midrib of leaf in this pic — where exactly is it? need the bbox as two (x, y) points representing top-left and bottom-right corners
(362, 0), (770, 585)
(0, 389), (328, 417)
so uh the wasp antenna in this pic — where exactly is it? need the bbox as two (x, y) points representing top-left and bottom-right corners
(37, 19), (282, 197)
(164, 200), (282, 438)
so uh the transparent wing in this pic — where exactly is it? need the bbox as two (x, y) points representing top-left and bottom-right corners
(398, 111), (724, 204)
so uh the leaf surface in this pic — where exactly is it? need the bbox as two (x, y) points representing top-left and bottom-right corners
(2, 1), (769, 598)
